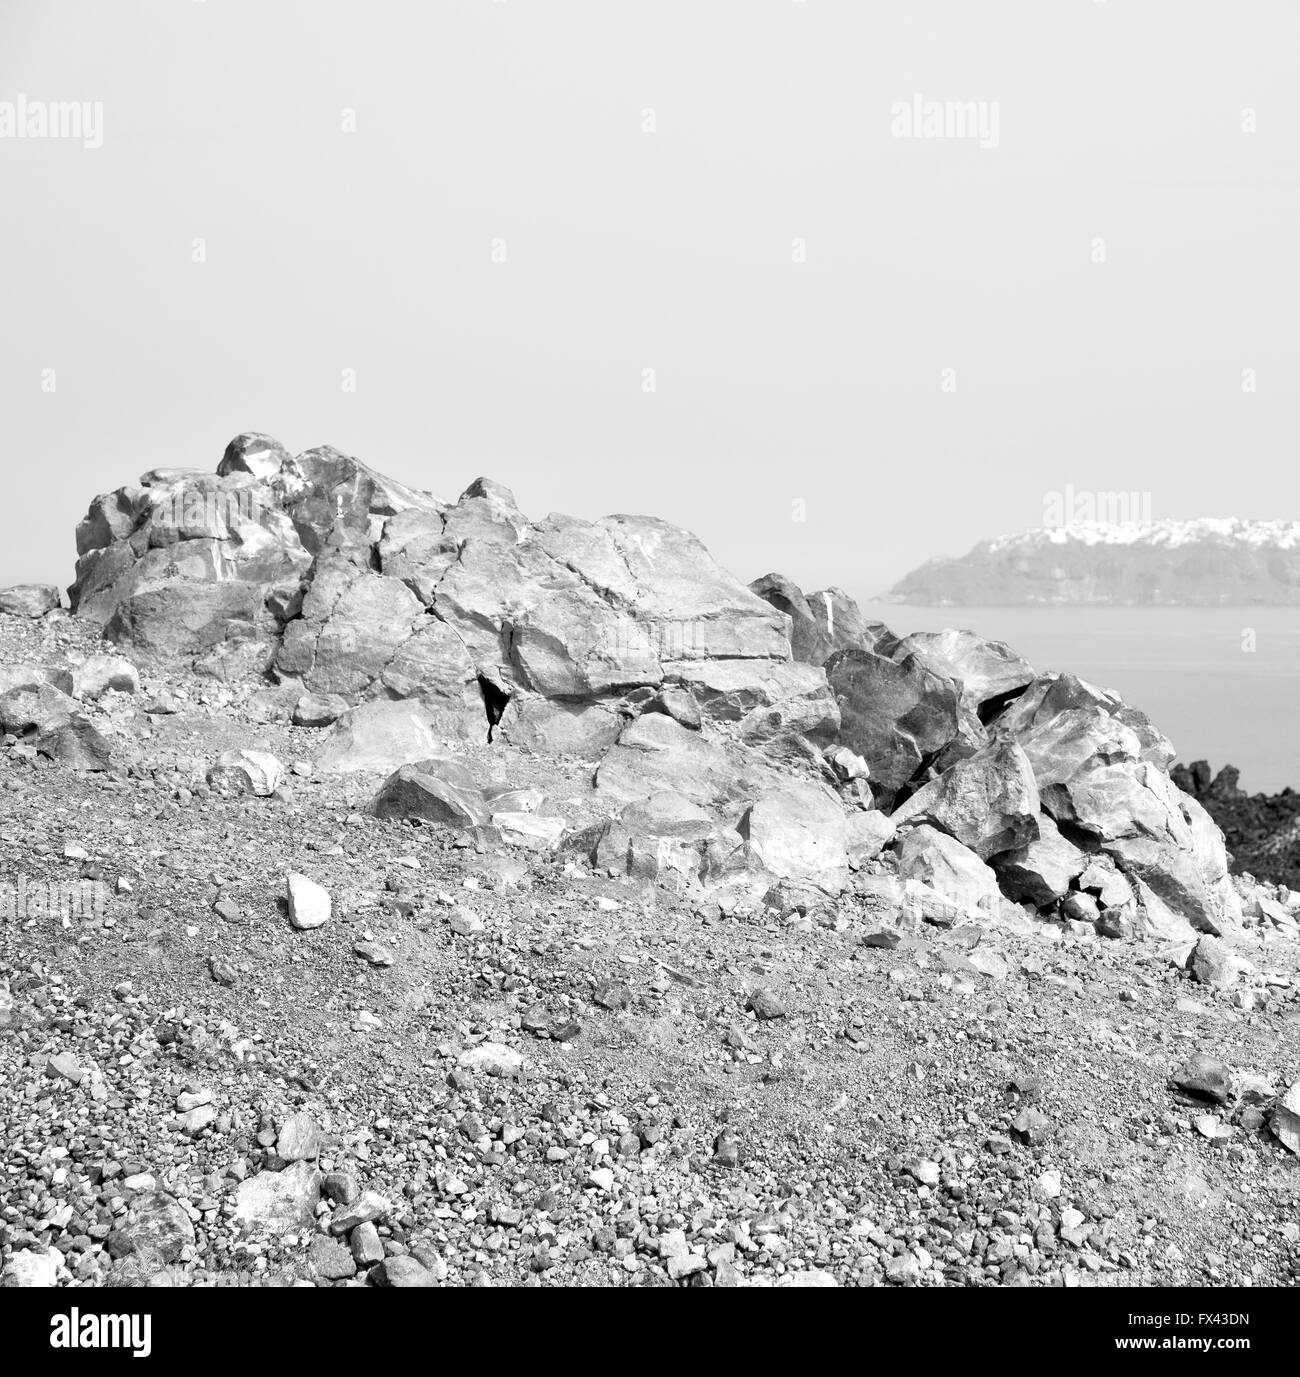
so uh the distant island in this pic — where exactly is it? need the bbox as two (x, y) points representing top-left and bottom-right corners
(887, 518), (1300, 606)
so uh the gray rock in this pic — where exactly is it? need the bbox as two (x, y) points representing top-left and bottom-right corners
(292, 692), (349, 727)
(891, 740), (1040, 860)
(372, 1255), (438, 1287)
(826, 646), (961, 809)
(276, 1112), (322, 1161)
(350, 1221), (385, 1266)
(737, 780), (849, 894)
(49, 654), (139, 700)
(1270, 1083), (1300, 1155)
(1190, 935), (1237, 988)
(368, 755), (492, 829)
(207, 748), (283, 797)
(107, 1192), (195, 1263)
(894, 825), (1001, 912)
(0, 584), (60, 617)
(992, 813), (1088, 906)
(747, 987), (786, 1021)
(308, 1234), (357, 1280)
(1171, 1054), (1233, 1105)
(234, 1162), (322, 1234)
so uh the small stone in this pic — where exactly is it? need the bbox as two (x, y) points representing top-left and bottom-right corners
(350, 1221), (385, 1266)
(1011, 1107), (1051, 1145)
(747, 987), (786, 1021)
(1171, 1053), (1233, 1105)
(886, 1251), (922, 1284)
(712, 1128), (741, 1168)
(277, 1112), (321, 1162)
(457, 1043), (523, 1078)
(374, 1255), (437, 1287)
(209, 956), (237, 987)
(907, 1159), (940, 1186)
(353, 941), (395, 967)
(309, 1235), (357, 1280)
(862, 930), (902, 950)
(1190, 935), (1237, 989)
(593, 978), (632, 1011)
(287, 873), (331, 930)
(45, 1051), (84, 1084)
(330, 1193), (391, 1236)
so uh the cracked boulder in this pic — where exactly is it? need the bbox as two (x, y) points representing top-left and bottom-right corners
(891, 740), (1040, 860)
(826, 646), (962, 809)
(736, 780), (850, 894)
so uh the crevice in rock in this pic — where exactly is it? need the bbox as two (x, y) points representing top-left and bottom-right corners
(478, 675), (511, 744)
(979, 683), (1032, 726)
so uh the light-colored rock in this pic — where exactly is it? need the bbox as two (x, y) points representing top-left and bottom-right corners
(0, 584), (60, 617)
(457, 1043), (523, 1078)
(1271, 1083), (1300, 1155)
(287, 873), (331, 930)
(891, 740), (1040, 860)
(292, 692), (349, 727)
(277, 1112), (322, 1161)
(2, 1248), (61, 1286)
(845, 810), (896, 867)
(595, 712), (745, 808)
(492, 812), (567, 851)
(233, 1162), (322, 1234)
(737, 780), (849, 894)
(894, 825), (1001, 913)
(315, 700), (446, 775)
(207, 748), (283, 797)
(50, 654), (140, 700)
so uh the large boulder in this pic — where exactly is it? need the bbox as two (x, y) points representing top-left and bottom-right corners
(893, 824), (1002, 912)
(887, 629), (1035, 721)
(69, 436), (441, 655)
(315, 701), (459, 775)
(594, 713), (747, 808)
(736, 781), (850, 894)
(0, 683), (113, 770)
(0, 584), (60, 617)
(826, 646), (961, 808)
(748, 574), (879, 665)
(668, 659), (839, 743)
(369, 755), (493, 829)
(588, 790), (719, 880)
(991, 813), (1089, 906)
(891, 741), (1040, 860)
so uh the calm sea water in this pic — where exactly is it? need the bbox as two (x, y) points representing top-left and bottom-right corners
(876, 606), (1300, 795)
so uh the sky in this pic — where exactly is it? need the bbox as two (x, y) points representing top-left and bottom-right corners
(2, 0), (1298, 605)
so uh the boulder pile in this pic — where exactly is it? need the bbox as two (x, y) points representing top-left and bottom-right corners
(49, 434), (1247, 941)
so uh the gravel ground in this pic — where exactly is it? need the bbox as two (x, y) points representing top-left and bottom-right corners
(2, 611), (1298, 1289)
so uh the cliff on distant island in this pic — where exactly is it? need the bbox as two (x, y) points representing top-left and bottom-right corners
(889, 519), (1300, 606)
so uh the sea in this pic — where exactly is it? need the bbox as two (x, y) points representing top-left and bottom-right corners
(875, 605), (1300, 795)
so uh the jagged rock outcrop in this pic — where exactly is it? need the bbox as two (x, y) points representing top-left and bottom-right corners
(1172, 760), (1300, 891)
(55, 434), (1250, 945)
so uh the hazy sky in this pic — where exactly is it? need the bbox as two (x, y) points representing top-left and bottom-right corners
(3, 0), (1298, 603)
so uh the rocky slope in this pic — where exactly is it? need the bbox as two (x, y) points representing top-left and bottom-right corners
(1, 434), (1298, 1291)
(888, 519), (1300, 606)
